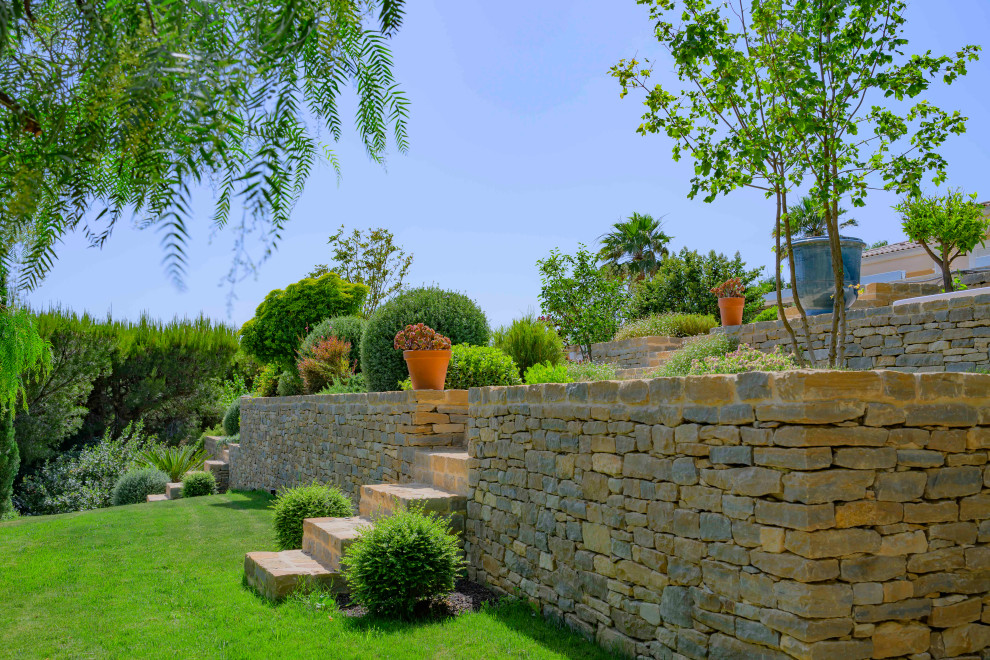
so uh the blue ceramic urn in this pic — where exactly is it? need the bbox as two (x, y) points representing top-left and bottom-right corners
(790, 236), (866, 315)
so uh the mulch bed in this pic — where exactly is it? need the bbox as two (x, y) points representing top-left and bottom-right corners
(337, 579), (500, 620)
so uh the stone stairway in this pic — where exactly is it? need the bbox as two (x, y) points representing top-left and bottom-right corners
(244, 446), (470, 600)
(146, 438), (234, 502)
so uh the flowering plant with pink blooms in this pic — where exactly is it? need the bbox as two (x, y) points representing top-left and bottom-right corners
(393, 323), (452, 351)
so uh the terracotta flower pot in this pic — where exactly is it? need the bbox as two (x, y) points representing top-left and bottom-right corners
(717, 297), (745, 327)
(403, 349), (451, 390)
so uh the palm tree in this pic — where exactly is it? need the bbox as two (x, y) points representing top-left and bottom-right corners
(598, 213), (673, 281)
(776, 196), (858, 238)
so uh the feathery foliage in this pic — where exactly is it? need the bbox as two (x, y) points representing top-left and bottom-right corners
(0, 0), (409, 291)
(598, 213), (673, 281)
(139, 445), (207, 482)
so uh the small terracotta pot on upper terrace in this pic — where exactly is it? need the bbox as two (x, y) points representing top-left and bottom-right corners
(403, 349), (451, 390)
(717, 297), (745, 327)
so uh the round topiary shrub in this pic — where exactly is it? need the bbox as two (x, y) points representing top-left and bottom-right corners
(181, 470), (217, 498)
(361, 287), (490, 392)
(492, 314), (564, 375)
(239, 273), (368, 368)
(222, 399), (241, 436)
(445, 344), (521, 389)
(272, 483), (352, 550)
(112, 467), (169, 506)
(341, 505), (466, 618)
(300, 316), (366, 368)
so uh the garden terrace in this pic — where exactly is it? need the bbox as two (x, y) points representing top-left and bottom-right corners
(236, 371), (990, 659)
(718, 288), (990, 371)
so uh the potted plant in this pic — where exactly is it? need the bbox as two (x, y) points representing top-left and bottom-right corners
(711, 277), (746, 327)
(394, 323), (452, 390)
(790, 236), (867, 315)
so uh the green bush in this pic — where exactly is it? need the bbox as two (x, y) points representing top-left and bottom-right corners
(492, 314), (564, 374)
(445, 344), (521, 389)
(272, 483), (352, 550)
(688, 344), (797, 375)
(752, 307), (780, 323)
(653, 334), (740, 377)
(222, 399), (241, 436)
(252, 364), (280, 397)
(629, 248), (767, 322)
(276, 369), (304, 397)
(112, 467), (169, 506)
(139, 444), (206, 482)
(361, 287), (490, 392)
(567, 361), (617, 382)
(16, 422), (157, 516)
(341, 505), (466, 618)
(318, 373), (367, 394)
(300, 316), (366, 369)
(613, 313), (718, 341)
(524, 362), (571, 384)
(181, 470), (216, 498)
(239, 273), (368, 369)
(297, 337), (352, 394)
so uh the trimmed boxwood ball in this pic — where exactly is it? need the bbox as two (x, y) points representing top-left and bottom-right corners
(112, 467), (169, 506)
(181, 470), (216, 498)
(222, 399), (241, 436)
(300, 316), (366, 370)
(341, 505), (466, 618)
(361, 287), (490, 392)
(272, 483), (352, 550)
(276, 368), (303, 396)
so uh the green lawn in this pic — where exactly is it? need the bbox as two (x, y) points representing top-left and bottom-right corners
(0, 492), (612, 660)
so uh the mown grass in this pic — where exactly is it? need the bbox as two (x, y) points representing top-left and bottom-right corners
(0, 491), (614, 660)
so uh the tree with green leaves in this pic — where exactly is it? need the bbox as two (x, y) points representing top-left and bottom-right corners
(598, 213), (673, 282)
(774, 196), (858, 239)
(309, 225), (413, 316)
(612, 0), (978, 366)
(0, 0), (409, 292)
(896, 190), (989, 292)
(537, 245), (629, 361)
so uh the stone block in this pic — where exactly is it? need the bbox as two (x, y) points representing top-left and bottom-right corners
(755, 501), (835, 531)
(752, 550), (839, 582)
(870, 621), (931, 659)
(833, 447), (897, 470)
(875, 472), (927, 502)
(929, 596), (982, 628)
(939, 623), (990, 656)
(960, 494), (990, 521)
(839, 556), (906, 583)
(659, 585), (693, 628)
(728, 466), (783, 497)
(854, 598), (932, 623)
(774, 426), (887, 447)
(761, 608), (853, 643)
(708, 633), (789, 660)
(774, 580), (853, 618)
(754, 447), (832, 470)
(783, 470), (875, 504)
(878, 530), (928, 556)
(709, 445), (753, 465)
(903, 501), (959, 524)
(925, 466), (983, 499)
(784, 529), (881, 559)
(835, 501), (903, 528)
(780, 636), (872, 660)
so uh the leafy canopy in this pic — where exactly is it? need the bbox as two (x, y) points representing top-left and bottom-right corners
(309, 226), (414, 316)
(0, 0), (409, 290)
(896, 191), (989, 292)
(537, 244), (629, 361)
(239, 272), (367, 368)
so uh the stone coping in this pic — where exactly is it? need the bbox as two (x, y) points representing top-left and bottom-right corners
(468, 369), (990, 407)
(243, 389), (468, 406)
(892, 285), (990, 307)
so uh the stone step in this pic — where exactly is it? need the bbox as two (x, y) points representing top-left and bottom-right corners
(301, 516), (374, 572)
(165, 482), (183, 499)
(204, 459), (230, 493)
(146, 493), (168, 503)
(411, 449), (470, 496)
(244, 549), (346, 600)
(358, 483), (466, 534)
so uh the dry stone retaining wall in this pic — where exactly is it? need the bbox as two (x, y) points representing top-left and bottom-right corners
(719, 290), (990, 372)
(567, 336), (683, 367)
(465, 371), (990, 659)
(231, 390), (467, 497)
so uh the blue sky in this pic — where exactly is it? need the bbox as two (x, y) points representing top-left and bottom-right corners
(26, 1), (990, 329)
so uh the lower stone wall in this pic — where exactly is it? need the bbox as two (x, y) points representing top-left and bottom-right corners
(719, 290), (990, 371)
(465, 372), (990, 659)
(567, 336), (683, 367)
(231, 390), (468, 497)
